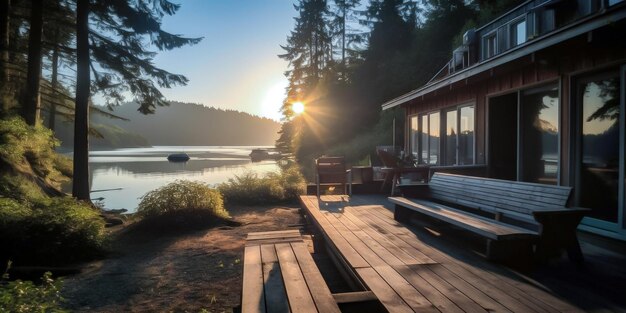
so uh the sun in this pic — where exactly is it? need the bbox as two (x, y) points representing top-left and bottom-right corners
(292, 102), (305, 115)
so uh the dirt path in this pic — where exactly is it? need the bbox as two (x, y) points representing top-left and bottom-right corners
(63, 205), (303, 313)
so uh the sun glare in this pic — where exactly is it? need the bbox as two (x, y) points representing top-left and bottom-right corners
(292, 102), (305, 115)
(261, 81), (288, 121)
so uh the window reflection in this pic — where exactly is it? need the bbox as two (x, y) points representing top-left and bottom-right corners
(421, 115), (428, 164)
(459, 106), (475, 165)
(410, 116), (419, 158)
(520, 86), (559, 184)
(429, 113), (440, 165)
(445, 110), (457, 165)
(579, 75), (620, 223)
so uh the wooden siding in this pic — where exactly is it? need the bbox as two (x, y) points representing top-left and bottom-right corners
(403, 35), (626, 185)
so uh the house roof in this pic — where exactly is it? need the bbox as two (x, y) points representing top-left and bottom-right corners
(381, 4), (626, 111)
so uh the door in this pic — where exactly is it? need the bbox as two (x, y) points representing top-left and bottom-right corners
(576, 68), (625, 234)
(489, 93), (518, 181)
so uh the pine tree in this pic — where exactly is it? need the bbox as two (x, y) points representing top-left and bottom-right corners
(329, 0), (360, 79)
(0, 0), (10, 114)
(22, 0), (43, 125)
(72, 0), (90, 200)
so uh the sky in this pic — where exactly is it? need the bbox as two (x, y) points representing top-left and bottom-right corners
(151, 1), (299, 122)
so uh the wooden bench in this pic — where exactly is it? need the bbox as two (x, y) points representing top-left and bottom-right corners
(390, 173), (589, 262)
(241, 230), (341, 313)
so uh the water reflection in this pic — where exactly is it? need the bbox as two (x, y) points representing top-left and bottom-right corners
(83, 146), (278, 212)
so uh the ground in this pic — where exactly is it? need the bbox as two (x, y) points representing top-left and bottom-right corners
(63, 204), (304, 313)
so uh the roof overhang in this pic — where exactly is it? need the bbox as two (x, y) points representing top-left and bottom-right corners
(381, 6), (626, 111)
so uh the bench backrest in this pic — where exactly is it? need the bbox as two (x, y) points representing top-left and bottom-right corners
(428, 173), (572, 223)
(316, 156), (348, 183)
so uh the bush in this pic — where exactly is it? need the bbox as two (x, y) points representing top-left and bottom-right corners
(0, 117), (68, 186)
(0, 197), (106, 266)
(0, 263), (67, 313)
(218, 165), (306, 205)
(137, 180), (228, 219)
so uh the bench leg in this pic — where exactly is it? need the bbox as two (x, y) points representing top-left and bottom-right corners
(394, 205), (412, 222)
(534, 212), (586, 264)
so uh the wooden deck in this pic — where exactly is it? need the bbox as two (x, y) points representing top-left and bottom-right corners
(301, 195), (588, 312)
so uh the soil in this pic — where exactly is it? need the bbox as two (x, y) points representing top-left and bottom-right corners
(63, 204), (304, 313)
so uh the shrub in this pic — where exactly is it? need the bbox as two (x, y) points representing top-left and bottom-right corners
(0, 197), (106, 266)
(0, 263), (67, 313)
(0, 117), (68, 186)
(218, 165), (306, 205)
(137, 180), (228, 219)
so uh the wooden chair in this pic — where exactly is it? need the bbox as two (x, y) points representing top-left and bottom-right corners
(315, 156), (352, 197)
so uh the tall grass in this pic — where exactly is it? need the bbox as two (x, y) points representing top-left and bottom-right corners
(218, 165), (306, 205)
(137, 180), (228, 218)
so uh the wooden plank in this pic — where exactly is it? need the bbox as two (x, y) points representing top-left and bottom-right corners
(320, 210), (388, 267)
(373, 265), (439, 312)
(361, 206), (578, 312)
(275, 243), (318, 313)
(389, 197), (539, 239)
(262, 263), (290, 312)
(342, 208), (436, 265)
(332, 291), (377, 304)
(431, 173), (571, 197)
(246, 238), (304, 246)
(300, 196), (370, 268)
(261, 244), (279, 264)
(242, 245), (266, 313)
(247, 230), (302, 241)
(394, 264), (484, 313)
(290, 242), (341, 313)
(355, 267), (414, 313)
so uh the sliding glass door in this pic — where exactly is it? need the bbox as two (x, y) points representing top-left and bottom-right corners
(576, 67), (625, 234)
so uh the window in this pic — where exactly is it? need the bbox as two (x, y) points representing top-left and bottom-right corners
(410, 116), (419, 158)
(483, 33), (497, 58)
(418, 112), (440, 165)
(520, 86), (559, 184)
(511, 18), (527, 47)
(459, 106), (475, 165)
(443, 106), (475, 165)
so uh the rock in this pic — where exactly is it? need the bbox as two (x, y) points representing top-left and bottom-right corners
(104, 216), (124, 227)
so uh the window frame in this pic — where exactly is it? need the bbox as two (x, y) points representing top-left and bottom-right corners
(482, 30), (498, 59)
(509, 16), (527, 48)
(443, 103), (476, 166)
(414, 110), (441, 165)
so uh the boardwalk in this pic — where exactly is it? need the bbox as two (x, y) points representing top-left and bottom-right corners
(300, 195), (587, 312)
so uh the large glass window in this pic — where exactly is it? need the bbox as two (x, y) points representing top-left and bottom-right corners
(520, 86), (559, 184)
(459, 106), (475, 165)
(577, 72), (621, 223)
(429, 113), (440, 165)
(443, 106), (475, 165)
(418, 112), (440, 165)
(410, 116), (419, 158)
(445, 110), (457, 165)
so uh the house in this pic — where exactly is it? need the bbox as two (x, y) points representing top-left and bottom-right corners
(381, 0), (626, 240)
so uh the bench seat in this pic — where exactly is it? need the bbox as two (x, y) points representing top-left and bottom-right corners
(241, 230), (341, 313)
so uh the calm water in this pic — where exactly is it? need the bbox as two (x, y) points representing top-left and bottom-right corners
(82, 146), (279, 212)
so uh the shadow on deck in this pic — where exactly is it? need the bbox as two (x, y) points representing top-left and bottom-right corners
(301, 194), (626, 312)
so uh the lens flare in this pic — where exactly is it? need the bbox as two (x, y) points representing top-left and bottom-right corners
(292, 102), (305, 115)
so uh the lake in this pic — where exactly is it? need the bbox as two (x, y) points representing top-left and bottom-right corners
(84, 146), (280, 212)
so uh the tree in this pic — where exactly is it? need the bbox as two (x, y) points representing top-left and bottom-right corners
(0, 0), (10, 114)
(22, 0), (43, 125)
(72, 0), (202, 200)
(329, 0), (360, 78)
(72, 0), (90, 200)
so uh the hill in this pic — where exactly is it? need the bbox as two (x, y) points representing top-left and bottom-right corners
(56, 102), (282, 148)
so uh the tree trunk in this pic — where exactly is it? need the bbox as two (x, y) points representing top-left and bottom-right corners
(23, 0), (43, 125)
(48, 42), (59, 131)
(0, 0), (11, 114)
(73, 0), (91, 201)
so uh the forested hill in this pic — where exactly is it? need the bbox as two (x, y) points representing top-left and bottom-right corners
(56, 102), (282, 148)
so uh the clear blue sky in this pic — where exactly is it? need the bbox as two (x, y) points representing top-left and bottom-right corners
(152, 1), (298, 121)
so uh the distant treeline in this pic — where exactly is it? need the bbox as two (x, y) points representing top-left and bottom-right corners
(55, 102), (282, 148)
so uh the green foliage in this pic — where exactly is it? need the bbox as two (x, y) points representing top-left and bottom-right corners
(218, 165), (306, 205)
(0, 263), (67, 313)
(0, 196), (106, 266)
(137, 180), (228, 219)
(0, 117), (69, 186)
